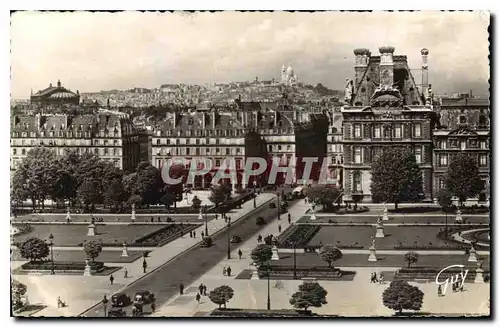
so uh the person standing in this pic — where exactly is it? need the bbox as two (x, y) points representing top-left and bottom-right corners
(124, 268), (128, 279)
(199, 284), (204, 296)
(379, 272), (384, 284)
(179, 283), (184, 295)
(223, 266), (227, 276)
(288, 214), (291, 224)
(238, 249), (243, 260)
(438, 284), (443, 297)
(151, 301), (156, 313)
(142, 259), (147, 273)
(201, 231), (205, 238)
(203, 285), (207, 296)
(189, 231), (193, 238)
(196, 293), (201, 303)
(193, 231), (196, 238)
(109, 274), (115, 285)
(278, 225), (282, 233)
(227, 266), (232, 277)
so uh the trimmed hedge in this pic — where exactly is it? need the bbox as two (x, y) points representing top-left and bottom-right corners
(279, 225), (320, 248)
(21, 260), (104, 272)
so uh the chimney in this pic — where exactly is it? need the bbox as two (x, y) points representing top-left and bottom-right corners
(379, 46), (395, 86)
(353, 48), (370, 90)
(421, 48), (429, 100)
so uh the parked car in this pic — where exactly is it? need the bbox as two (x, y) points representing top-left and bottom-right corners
(230, 235), (242, 243)
(134, 290), (155, 304)
(108, 307), (126, 317)
(111, 293), (131, 307)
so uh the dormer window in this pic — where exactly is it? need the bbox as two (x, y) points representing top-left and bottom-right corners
(459, 115), (467, 124)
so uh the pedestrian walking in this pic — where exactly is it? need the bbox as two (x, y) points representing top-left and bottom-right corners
(379, 273), (384, 284)
(278, 225), (282, 233)
(109, 274), (115, 285)
(196, 293), (201, 303)
(124, 268), (128, 279)
(151, 301), (156, 312)
(215, 214), (218, 220)
(199, 284), (204, 295)
(257, 234), (262, 243)
(203, 285), (207, 296)
(288, 214), (291, 224)
(142, 259), (147, 273)
(238, 249), (243, 259)
(452, 282), (456, 292)
(190, 231), (193, 238)
(227, 266), (232, 276)
(438, 284), (443, 297)
(223, 266), (227, 276)
(179, 284), (184, 295)
(193, 231), (196, 238)
(201, 231), (205, 238)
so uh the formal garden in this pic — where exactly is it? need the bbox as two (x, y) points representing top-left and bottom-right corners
(12, 223), (199, 247)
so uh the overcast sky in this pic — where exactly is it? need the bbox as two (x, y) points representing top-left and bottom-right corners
(11, 11), (490, 98)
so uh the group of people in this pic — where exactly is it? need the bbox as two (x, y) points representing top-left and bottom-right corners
(437, 282), (464, 297)
(222, 266), (232, 276)
(195, 283), (208, 303)
(370, 272), (384, 284)
(56, 296), (66, 308)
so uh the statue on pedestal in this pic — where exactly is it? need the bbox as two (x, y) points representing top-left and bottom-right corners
(344, 79), (354, 104)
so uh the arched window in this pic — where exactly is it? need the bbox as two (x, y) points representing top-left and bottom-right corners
(353, 171), (362, 193)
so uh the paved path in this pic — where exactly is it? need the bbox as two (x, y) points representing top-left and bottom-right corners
(13, 193), (275, 317)
(79, 192), (282, 317)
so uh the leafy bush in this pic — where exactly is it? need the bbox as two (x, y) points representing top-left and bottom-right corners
(19, 238), (49, 262)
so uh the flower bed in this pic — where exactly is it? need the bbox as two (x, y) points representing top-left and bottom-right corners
(278, 225), (320, 248)
(259, 265), (345, 279)
(21, 260), (104, 272)
(133, 224), (198, 246)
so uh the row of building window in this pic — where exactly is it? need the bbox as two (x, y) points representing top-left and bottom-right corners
(12, 147), (122, 156)
(351, 146), (424, 164)
(155, 147), (243, 156)
(268, 145), (293, 152)
(155, 129), (245, 137)
(351, 123), (422, 139)
(12, 130), (120, 138)
(435, 139), (487, 150)
(155, 138), (243, 146)
(437, 153), (488, 167)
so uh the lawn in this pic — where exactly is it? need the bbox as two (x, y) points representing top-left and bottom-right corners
(13, 214), (214, 223)
(273, 253), (490, 269)
(12, 224), (167, 247)
(11, 249), (145, 263)
(297, 215), (489, 225)
(306, 226), (452, 249)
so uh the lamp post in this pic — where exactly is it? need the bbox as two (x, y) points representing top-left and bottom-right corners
(293, 242), (297, 280)
(102, 295), (108, 317)
(277, 193), (280, 220)
(266, 261), (271, 310)
(204, 204), (209, 237)
(227, 216), (232, 259)
(253, 181), (257, 208)
(48, 233), (55, 275)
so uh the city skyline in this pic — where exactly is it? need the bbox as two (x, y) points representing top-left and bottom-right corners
(11, 11), (490, 99)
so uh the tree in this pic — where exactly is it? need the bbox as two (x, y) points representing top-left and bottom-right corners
(209, 185), (230, 210)
(371, 148), (423, 210)
(83, 241), (103, 262)
(135, 162), (164, 206)
(319, 245), (342, 268)
(209, 285), (234, 309)
(403, 251), (419, 268)
(12, 279), (27, 310)
(445, 153), (484, 207)
(304, 185), (341, 210)
(289, 282), (328, 312)
(250, 244), (273, 267)
(351, 194), (364, 210)
(437, 188), (453, 212)
(382, 280), (424, 315)
(160, 192), (175, 212)
(191, 195), (202, 210)
(11, 147), (59, 210)
(103, 178), (126, 211)
(77, 179), (101, 212)
(19, 237), (50, 262)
